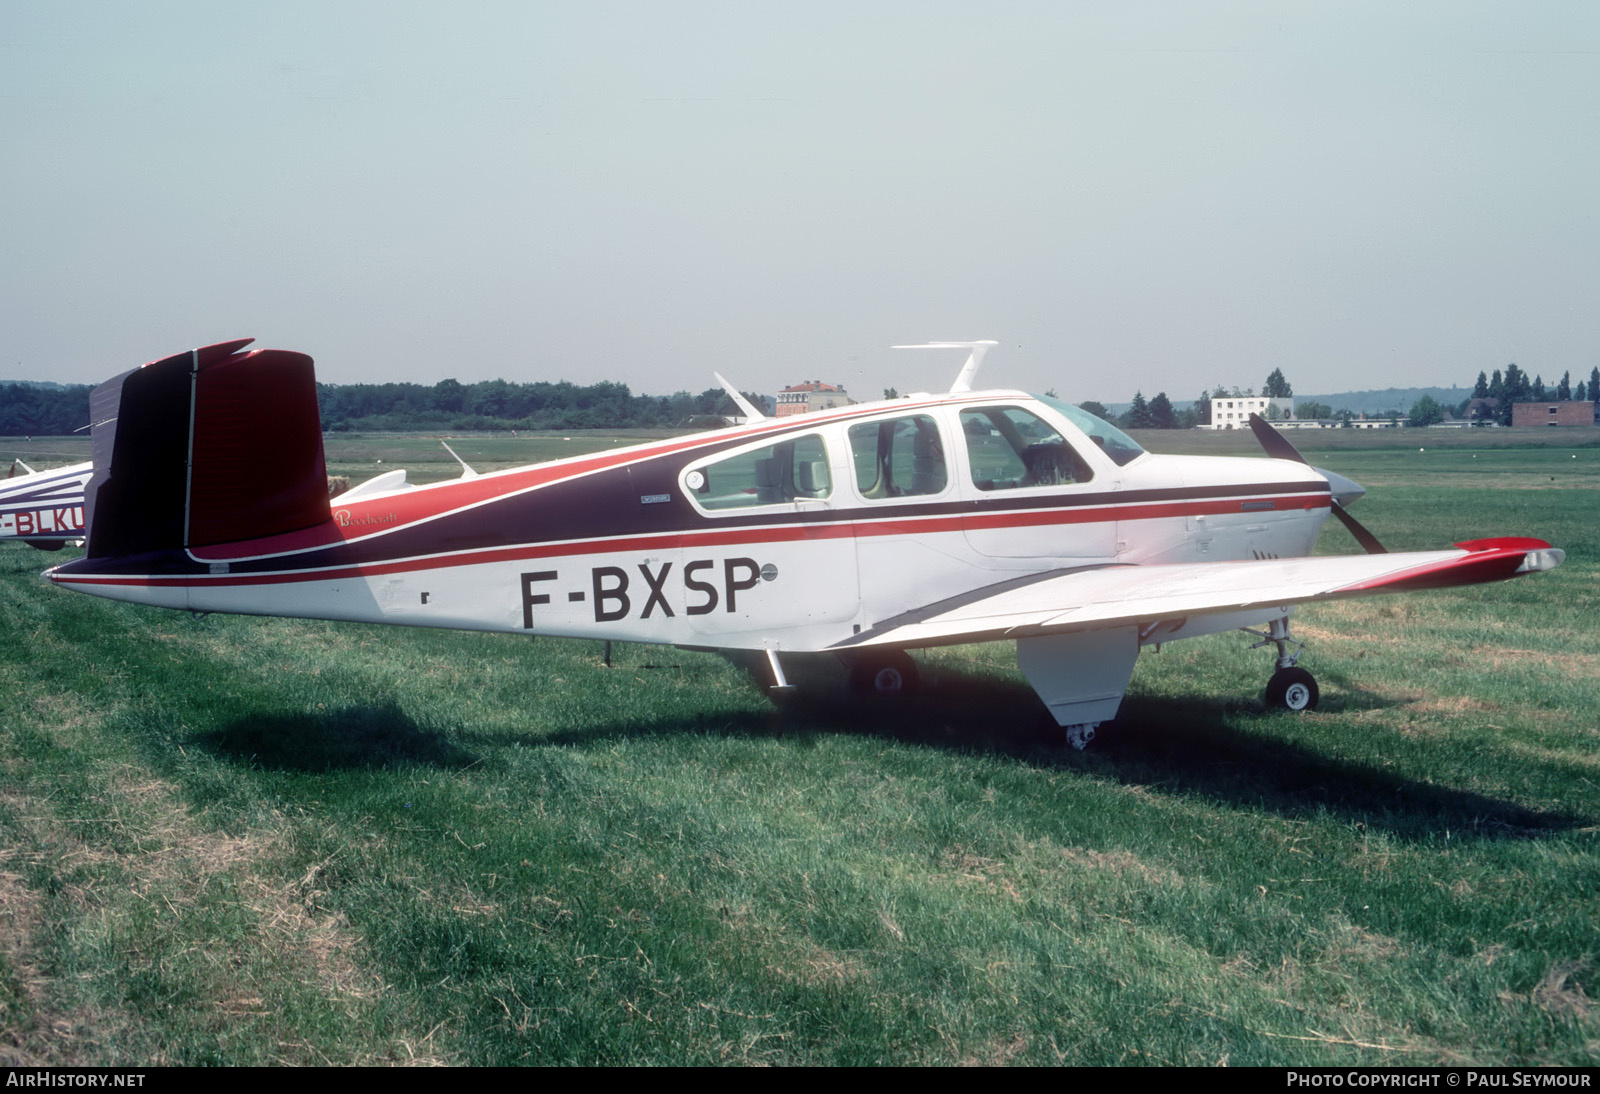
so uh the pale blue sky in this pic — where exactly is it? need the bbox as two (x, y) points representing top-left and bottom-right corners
(4, 2), (1597, 402)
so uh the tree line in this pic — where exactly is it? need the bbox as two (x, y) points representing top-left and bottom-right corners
(1, 377), (757, 435)
(10, 360), (1599, 437)
(1449, 364), (1600, 427)
(1093, 362), (1600, 430)
(1076, 368), (1298, 431)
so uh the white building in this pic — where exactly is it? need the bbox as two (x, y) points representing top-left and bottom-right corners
(1202, 396), (1294, 430)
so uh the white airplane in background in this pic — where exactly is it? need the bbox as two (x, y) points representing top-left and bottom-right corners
(47, 339), (1563, 748)
(2, 458), (91, 550)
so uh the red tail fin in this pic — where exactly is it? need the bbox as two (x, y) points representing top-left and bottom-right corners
(86, 340), (329, 558)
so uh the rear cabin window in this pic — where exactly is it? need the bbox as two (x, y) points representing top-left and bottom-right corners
(847, 414), (948, 499)
(687, 433), (831, 511)
(960, 406), (1092, 490)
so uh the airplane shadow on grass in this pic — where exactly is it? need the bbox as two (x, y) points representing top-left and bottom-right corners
(192, 661), (1586, 842)
(199, 700), (478, 773)
(530, 654), (1590, 844)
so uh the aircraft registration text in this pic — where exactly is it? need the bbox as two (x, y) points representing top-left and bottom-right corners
(0, 506), (85, 538)
(520, 558), (772, 626)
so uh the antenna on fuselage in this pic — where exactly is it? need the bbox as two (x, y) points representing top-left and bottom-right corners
(891, 340), (999, 393)
(440, 440), (479, 479)
(713, 371), (766, 422)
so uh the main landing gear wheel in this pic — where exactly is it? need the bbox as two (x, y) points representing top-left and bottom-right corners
(1265, 666), (1319, 712)
(1064, 722), (1100, 751)
(849, 651), (919, 697)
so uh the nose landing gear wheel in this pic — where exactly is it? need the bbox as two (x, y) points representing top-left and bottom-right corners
(1265, 666), (1319, 712)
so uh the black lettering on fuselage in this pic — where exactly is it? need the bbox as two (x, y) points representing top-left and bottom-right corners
(638, 561), (674, 618)
(519, 559), (769, 627)
(521, 570), (558, 629)
(593, 566), (631, 622)
(724, 557), (760, 612)
(684, 559), (718, 615)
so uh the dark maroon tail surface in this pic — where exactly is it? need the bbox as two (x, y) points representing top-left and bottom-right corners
(85, 340), (329, 559)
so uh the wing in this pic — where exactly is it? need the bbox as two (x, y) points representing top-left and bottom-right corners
(830, 538), (1564, 650)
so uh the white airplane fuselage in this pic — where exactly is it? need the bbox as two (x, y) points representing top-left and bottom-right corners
(52, 389), (1329, 655)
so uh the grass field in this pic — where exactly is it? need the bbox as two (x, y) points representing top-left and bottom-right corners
(1, 429), (1596, 1065)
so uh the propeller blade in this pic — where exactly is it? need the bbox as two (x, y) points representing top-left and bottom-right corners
(1248, 413), (1387, 554)
(1331, 501), (1388, 554)
(1248, 413), (1307, 464)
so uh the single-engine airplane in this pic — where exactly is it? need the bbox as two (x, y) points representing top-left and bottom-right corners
(3, 458), (91, 550)
(47, 339), (1564, 748)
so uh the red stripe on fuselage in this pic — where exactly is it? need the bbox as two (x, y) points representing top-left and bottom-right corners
(189, 395), (977, 561)
(54, 491), (1328, 590)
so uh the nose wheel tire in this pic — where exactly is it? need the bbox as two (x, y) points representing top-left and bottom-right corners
(1265, 666), (1319, 712)
(849, 652), (919, 697)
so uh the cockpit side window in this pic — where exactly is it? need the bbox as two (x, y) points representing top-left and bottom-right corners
(960, 406), (1093, 490)
(1036, 394), (1146, 467)
(847, 414), (947, 499)
(687, 433), (831, 511)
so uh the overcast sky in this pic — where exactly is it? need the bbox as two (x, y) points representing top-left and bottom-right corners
(4, 2), (1597, 402)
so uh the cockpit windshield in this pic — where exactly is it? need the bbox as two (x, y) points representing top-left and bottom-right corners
(1036, 394), (1147, 467)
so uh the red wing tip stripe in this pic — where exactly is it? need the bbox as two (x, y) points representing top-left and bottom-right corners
(1336, 547), (1536, 593)
(1455, 536), (1552, 552)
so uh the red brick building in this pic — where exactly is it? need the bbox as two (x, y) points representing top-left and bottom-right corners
(1511, 401), (1599, 427)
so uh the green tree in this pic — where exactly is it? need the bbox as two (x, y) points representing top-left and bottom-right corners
(1408, 394), (1444, 427)
(1078, 400), (1111, 420)
(1296, 401), (1333, 419)
(1262, 368), (1292, 398)
(1473, 371), (1490, 398)
(1499, 364), (1529, 425)
(1124, 391), (1153, 429)
(1590, 367), (1600, 400)
(433, 378), (467, 413)
(1148, 392), (1176, 429)
(1557, 371), (1572, 401)
(1196, 390), (1212, 425)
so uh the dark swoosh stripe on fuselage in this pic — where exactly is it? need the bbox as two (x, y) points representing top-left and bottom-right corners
(54, 469), (1332, 586)
(0, 473), (89, 508)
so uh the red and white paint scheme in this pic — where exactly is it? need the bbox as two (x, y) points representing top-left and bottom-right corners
(2, 459), (92, 550)
(47, 339), (1564, 748)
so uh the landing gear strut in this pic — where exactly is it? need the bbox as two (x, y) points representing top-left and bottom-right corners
(1245, 617), (1320, 712)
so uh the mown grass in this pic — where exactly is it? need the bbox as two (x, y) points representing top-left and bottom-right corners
(0, 430), (1596, 1065)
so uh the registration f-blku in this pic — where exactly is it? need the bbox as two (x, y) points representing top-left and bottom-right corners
(47, 339), (1564, 748)
(2, 458), (91, 550)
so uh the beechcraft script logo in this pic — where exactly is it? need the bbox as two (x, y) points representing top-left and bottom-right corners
(333, 509), (399, 529)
